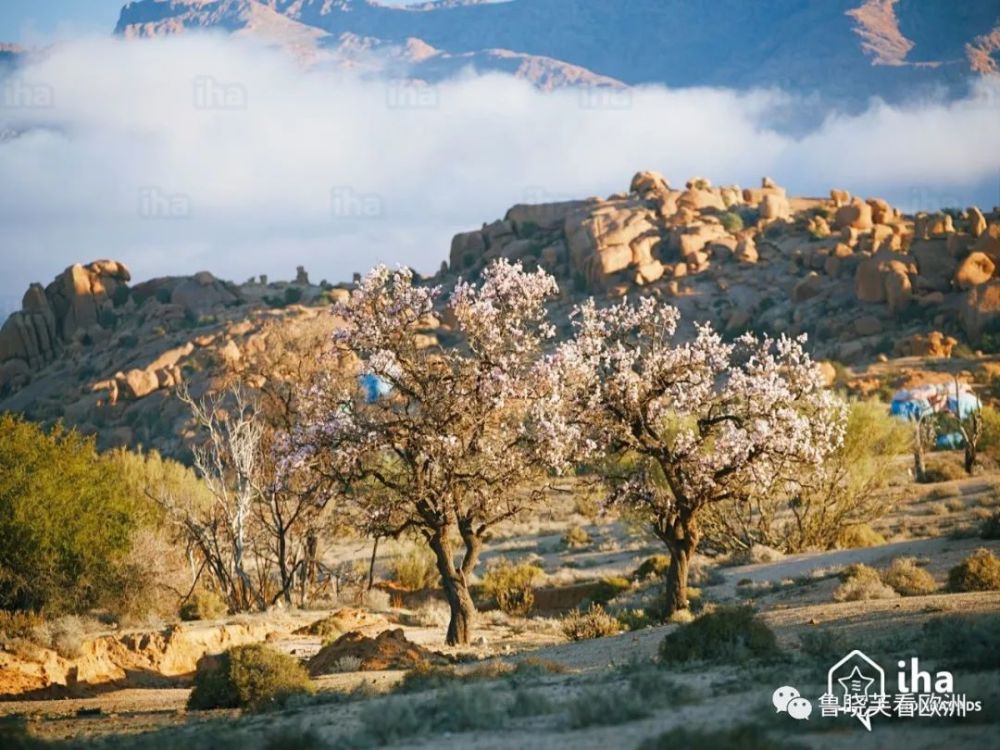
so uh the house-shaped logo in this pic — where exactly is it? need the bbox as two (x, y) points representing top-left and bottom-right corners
(824, 649), (886, 730)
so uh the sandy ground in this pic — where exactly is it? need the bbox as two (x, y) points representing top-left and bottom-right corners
(3, 471), (999, 748)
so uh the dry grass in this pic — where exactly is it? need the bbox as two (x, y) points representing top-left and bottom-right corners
(836, 523), (886, 549)
(833, 564), (899, 602)
(882, 557), (937, 596)
(948, 548), (1000, 592)
(560, 604), (622, 641)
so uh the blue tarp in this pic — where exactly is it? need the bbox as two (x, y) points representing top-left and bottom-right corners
(889, 382), (981, 422)
(359, 373), (392, 403)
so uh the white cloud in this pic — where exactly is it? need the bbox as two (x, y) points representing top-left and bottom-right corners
(0, 33), (998, 302)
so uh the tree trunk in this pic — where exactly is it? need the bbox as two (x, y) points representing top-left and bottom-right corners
(965, 442), (976, 475)
(428, 527), (478, 646)
(913, 427), (927, 483)
(367, 536), (379, 591)
(659, 512), (699, 620)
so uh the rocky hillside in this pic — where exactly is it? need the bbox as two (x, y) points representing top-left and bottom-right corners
(2, 171), (999, 456)
(112, 0), (1000, 103)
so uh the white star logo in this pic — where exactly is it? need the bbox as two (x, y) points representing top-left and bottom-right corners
(838, 665), (875, 698)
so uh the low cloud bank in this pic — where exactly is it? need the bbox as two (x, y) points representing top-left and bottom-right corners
(0, 34), (998, 304)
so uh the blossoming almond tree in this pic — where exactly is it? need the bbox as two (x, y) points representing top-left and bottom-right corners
(549, 297), (846, 617)
(293, 260), (565, 645)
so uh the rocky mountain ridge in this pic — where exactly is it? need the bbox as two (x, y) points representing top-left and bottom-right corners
(3, 170), (1000, 458)
(111, 0), (1000, 103)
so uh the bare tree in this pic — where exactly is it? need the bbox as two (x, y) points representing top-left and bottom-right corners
(170, 383), (266, 611)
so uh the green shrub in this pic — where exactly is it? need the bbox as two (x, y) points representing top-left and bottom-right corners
(632, 554), (671, 581)
(615, 607), (655, 631)
(561, 525), (591, 549)
(881, 557), (937, 596)
(587, 576), (632, 606)
(980, 510), (1000, 539)
(188, 644), (313, 711)
(718, 211), (744, 234)
(388, 542), (439, 591)
(481, 558), (544, 616)
(561, 603), (622, 641)
(978, 405), (1000, 457)
(179, 590), (228, 621)
(836, 523), (886, 549)
(0, 415), (148, 615)
(947, 548), (1000, 592)
(659, 606), (778, 664)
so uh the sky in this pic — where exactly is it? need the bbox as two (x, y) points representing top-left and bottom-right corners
(0, 13), (998, 313)
(0, 1), (124, 45)
(0, 0), (430, 44)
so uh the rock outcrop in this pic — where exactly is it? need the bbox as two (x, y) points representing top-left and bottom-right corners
(0, 261), (130, 391)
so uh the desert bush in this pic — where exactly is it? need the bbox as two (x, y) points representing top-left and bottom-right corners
(977, 405), (1000, 458)
(33, 615), (96, 659)
(408, 601), (450, 628)
(638, 724), (806, 750)
(332, 655), (363, 673)
(388, 542), (439, 591)
(187, 644), (313, 711)
(615, 607), (654, 631)
(701, 400), (906, 554)
(945, 497), (967, 512)
(362, 588), (392, 612)
(0, 610), (43, 642)
(882, 557), (937, 596)
(659, 605), (778, 664)
(717, 211), (744, 234)
(729, 544), (785, 565)
(980, 510), (1000, 539)
(947, 548), (1000, 592)
(632, 554), (671, 580)
(398, 657), (565, 695)
(0, 416), (152, 615)
(586, 576), (632, 606)
(832, 564), (898, 602)
(560, 603), (622, 641)
(837, 563), (879, 583)
(566, 686), (652, 727)
(798, 627), (847, 660)
(919, 613), (1000, 669)
(481, 558), (544, 615)
(561, 525), (591, 548)
(922, 459), (967, 483)
(354, 682), (548, 745)
(836, 523), (886, 549)
(179, 590), (228, 621)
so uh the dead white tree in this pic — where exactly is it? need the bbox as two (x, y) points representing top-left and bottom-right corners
(174, 383), (266, 611)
